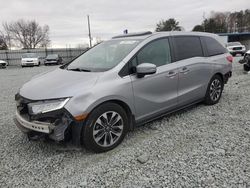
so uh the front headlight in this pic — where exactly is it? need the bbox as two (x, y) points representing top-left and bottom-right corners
(28, 98), (70, 115)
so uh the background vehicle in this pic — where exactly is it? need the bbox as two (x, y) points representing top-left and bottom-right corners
(44, 54), (63, 65)
(239, 50), (250, 72)
(226, 42), (246, 56)
(0, 60), (8, 68)
(21, 53), (41, 67)
(14, 32), (232, 153)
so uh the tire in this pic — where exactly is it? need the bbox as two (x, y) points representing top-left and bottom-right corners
(82, 102), (129, 153)
(244, 64), (250, 72)
(204, 75), (224, 105)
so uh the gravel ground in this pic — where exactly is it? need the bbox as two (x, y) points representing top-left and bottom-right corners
(0, 58), (250, 188)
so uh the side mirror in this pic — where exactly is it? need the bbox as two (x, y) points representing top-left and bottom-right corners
(136, 63), (156, 78)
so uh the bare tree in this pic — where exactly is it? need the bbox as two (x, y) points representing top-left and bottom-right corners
(0, 31), (9, 50)
(3, 19), (50, 49)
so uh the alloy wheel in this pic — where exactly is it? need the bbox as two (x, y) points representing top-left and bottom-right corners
(93, 111), (124, 147)
(209, 79), (222, 102)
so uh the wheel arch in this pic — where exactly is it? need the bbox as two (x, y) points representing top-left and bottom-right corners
(88, 99), (135, 131)
(213, 72), (224, 87)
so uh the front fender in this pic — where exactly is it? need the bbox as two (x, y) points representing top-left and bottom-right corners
(65, 93), (135, 118)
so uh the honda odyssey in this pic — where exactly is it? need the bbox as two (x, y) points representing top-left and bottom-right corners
(14, 31), (232, 152)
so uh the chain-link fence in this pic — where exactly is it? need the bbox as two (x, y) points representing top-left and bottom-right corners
(0, 48), (88, 66)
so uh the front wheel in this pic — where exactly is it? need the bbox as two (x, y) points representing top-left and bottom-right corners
(82, 103), (128, 153)
(204, 75), (224, 105)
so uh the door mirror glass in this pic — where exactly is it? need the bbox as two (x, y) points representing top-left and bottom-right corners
(136, 63), (156, 78)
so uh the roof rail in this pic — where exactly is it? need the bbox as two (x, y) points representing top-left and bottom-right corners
(112, 31), (152, 39)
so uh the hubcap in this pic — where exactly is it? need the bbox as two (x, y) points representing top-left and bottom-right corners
(93, 111), (124, 147)
(210, 79), (222, 102)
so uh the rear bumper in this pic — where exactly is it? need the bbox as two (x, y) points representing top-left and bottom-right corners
(45, 60), (58, 64)
(21, 64), (37, 67)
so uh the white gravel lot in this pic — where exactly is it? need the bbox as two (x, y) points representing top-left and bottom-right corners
(0, 58), (250, 187)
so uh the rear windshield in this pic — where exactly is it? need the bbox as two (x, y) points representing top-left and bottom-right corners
(46, 54), (58, 59)
(227, 42), (241, 47)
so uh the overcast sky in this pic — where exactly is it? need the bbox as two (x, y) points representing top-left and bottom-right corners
(0, 0), (248, 48)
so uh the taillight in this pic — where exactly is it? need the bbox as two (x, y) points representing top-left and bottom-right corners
(226, 55), (233, 63)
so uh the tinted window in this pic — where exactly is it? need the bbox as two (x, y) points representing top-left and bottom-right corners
(173, 36), (203, 61)
(137, 38), (171, 67)
(202, 36), (227, 56)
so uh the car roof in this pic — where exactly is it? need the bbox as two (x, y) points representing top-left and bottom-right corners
(112, 31), (220, 40)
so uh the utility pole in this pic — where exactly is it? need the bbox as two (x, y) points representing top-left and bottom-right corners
(87, 15), (92, 48)
(203, 12), (206, 32)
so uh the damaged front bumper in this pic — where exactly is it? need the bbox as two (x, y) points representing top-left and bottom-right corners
(14, 111), (53, 133)
(14, 110), (73, 142)
(14, 94), (85, 146)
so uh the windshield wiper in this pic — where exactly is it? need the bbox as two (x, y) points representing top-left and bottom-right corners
(67, 68), (91, 72)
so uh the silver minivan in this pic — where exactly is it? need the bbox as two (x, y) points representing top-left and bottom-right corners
(14, 32), (232, 152)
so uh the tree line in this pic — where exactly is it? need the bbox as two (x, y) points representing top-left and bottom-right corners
(156, 9), (250, 34)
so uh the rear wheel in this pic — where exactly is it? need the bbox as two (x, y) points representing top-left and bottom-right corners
(204, 75), (224, 105)
(82, 103), (128, 153)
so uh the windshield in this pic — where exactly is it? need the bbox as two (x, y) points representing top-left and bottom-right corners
(22, 53), (37, 58)
(227, 42), (241, 47)
(66, 39), (141, 72)
(47, 54), (58, 59)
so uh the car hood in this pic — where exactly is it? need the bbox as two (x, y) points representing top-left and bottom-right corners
(22, 58), (39, 61)
(19, 68), (101, 100)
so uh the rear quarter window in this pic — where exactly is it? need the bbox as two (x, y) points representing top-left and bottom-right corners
(201, 36), (227, 56)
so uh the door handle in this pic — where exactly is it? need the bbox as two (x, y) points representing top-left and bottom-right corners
(167, 71), (177, 78)
(180, 67), (189, 74)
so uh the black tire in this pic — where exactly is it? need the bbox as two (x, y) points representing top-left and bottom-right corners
(204, 75), (224, 105)
(82, 102), (128, 153)
(244, 64), (250, 72)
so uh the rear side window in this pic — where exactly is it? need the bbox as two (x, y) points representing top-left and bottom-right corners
(201, 36), (227, 56)
(173, 36), (203, 61)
